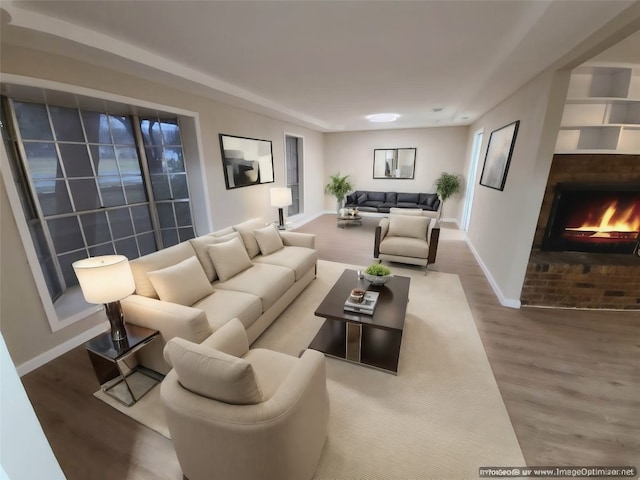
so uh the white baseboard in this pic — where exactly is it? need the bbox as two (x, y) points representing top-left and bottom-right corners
(465, 238), (521, 309)
(16, 323), (108, 377)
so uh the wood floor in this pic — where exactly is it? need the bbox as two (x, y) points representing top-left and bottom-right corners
(21, 214), (640, 479)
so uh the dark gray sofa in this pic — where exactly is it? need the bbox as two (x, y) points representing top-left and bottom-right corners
(344, 190), (441, 214)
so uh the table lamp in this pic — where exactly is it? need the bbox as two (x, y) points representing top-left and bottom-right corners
(73, 255), (135, 343)
(270, 187), (292, 230)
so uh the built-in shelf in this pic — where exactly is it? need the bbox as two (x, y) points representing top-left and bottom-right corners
(555, 64), (640, 154)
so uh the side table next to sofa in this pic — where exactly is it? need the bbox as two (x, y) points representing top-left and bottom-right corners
(85, 324), (163, 406)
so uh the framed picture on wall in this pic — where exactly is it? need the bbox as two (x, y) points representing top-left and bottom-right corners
(219, 134), (275, 189)
(479, 120), (520, 191)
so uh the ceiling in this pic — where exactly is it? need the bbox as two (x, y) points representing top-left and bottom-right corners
(1, 0), (639, 132)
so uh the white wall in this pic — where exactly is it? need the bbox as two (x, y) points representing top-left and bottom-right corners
(0, 333), (66, 480)
(324, 127), (469, 219)
(0, 44), (325, 369)
(465, 70), (570, 305)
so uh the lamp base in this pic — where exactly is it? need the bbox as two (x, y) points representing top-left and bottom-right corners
(105, 301), (128, 342)
(277, 207), (286, 230)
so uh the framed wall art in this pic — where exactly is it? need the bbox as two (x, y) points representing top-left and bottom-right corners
(479, 120), (520, 191)
(373, 148), (416, 179)
(219, 134), (275, 189)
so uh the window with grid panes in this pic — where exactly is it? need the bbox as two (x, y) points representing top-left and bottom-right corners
(4, 97), (195, 297)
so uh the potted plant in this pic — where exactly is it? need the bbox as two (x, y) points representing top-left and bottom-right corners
(434, 172), (462, 217)
(325, 173), (353, 212)
(363, 263), (393, 286)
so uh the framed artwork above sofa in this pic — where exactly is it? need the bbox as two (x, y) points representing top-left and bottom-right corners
(219, 134), (275, 189)
(373, 148), (416, 179)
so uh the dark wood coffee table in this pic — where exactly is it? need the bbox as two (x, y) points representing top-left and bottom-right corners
(309, 269), (410, 374)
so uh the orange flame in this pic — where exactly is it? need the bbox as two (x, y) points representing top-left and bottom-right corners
(565, 201), (640, 237)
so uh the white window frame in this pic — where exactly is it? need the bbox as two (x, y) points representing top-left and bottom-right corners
(0, 74), (212, 332)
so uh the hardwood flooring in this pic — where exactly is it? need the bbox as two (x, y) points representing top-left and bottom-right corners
(21, 214), (639, 478)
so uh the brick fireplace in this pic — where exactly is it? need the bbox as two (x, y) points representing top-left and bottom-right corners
(521, 154), (640, 310)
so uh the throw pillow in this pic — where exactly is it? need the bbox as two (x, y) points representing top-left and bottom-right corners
(147, 256), (214, 306)
(357, 193), (368, 204)
(164, 337), (263, 405)
(388, 214), (430, 241)
(253, 224), (284, 255)
(207, 237), (253, 282)
(233, 218), (268, 258)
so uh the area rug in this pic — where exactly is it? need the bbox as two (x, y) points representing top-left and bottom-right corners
(96, 259), (525, 479)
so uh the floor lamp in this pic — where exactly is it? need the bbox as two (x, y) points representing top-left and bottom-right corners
(271, 187), (292, 230)
(73, 255), (136, 346)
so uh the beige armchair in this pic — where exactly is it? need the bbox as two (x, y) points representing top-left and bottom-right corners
(161, 319), (329, 480)
(374, 208), (440, 271)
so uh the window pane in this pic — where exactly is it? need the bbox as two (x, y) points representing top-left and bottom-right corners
(137, 232), (157, 256)
(35, 180), (73, 216)
(50, 106), (84, 142)
(170, 174), (189, 199)
(68, 178), (100, 211)
(145, 146), (164, 173)
(115, 237), (139, 260)
(150, 174), (171, 200)
(82, 111), (111, 144)
(58, 250), (87, 287)
(157, 203), (175, 228)
(123, 176), (146, 204)
(164, 146), (185, 173)
(59, 143), (93, 177)
(131, 205), (153, 233)
(14, 102), (53, 140)
(29, 222), (63, 300)
(80, 211), (111, 245)
(109, 115), (135, 145)
(89, 243), (115, 257)
(161, 229), (178, 248)
(116, 147), (141, 175)
(108, 208), (134, 239)
(160, 119), (181, 145)
(178, 227), (195, 242)
(140, 119), (162, 146)
(174, 202), (192, 227)
(98, 176), (125, 207)
(24, 143), (61, 179)
(48, 216), (84, 253)
(90, 145), (118, 176)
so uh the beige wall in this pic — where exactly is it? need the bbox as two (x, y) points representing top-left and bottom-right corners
(465, 70), (570, 303)
(0, 45), (325, 368)
(324, 127), (469, 219)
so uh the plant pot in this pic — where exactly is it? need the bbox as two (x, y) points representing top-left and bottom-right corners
(363, 273), (393, 286)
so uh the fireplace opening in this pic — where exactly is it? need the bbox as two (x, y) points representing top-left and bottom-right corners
(542, 183), (640, 254)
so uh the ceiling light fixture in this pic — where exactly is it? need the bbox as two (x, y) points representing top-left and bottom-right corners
(366, 113), (400, 123)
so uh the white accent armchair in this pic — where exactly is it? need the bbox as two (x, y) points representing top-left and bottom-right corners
(374, 208), (440, 271)
(161, 318), (329, 480)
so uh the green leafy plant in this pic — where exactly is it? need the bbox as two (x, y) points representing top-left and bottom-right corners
(434, 172), (462, 202)
(325, 173), (353, 208)
(365, 263), (391, 276)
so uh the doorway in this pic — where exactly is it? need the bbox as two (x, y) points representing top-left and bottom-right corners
(462, 129), (483, 231)
(285, 135), (304, 216)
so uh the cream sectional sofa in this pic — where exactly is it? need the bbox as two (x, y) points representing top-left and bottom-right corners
(121, 218), (317, 374)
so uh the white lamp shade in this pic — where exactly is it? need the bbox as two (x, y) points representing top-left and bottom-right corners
(72, 255), (135, 304)
(270, 187), (292, 207)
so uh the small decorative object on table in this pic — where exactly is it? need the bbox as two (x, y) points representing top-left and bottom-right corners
(363, 263), (393, 286)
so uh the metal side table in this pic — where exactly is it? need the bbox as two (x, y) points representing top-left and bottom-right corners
(85, 324), (163, 406)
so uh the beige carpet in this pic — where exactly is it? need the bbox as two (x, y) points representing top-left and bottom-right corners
(96, 259), (525, 479)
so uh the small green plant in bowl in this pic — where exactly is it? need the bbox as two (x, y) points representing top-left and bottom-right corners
(363, 263), (392, 286)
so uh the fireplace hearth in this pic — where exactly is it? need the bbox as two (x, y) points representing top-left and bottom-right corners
(542, 183), (640, 255)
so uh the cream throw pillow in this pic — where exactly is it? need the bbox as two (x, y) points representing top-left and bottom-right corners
(164, 337), (263, 405)
(147, 256), (214, 306)
(207, 237), (253, 282)
(233, 218), (267, 258)
(253, 224), (284, 255)
(388, 214), (429, 241)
